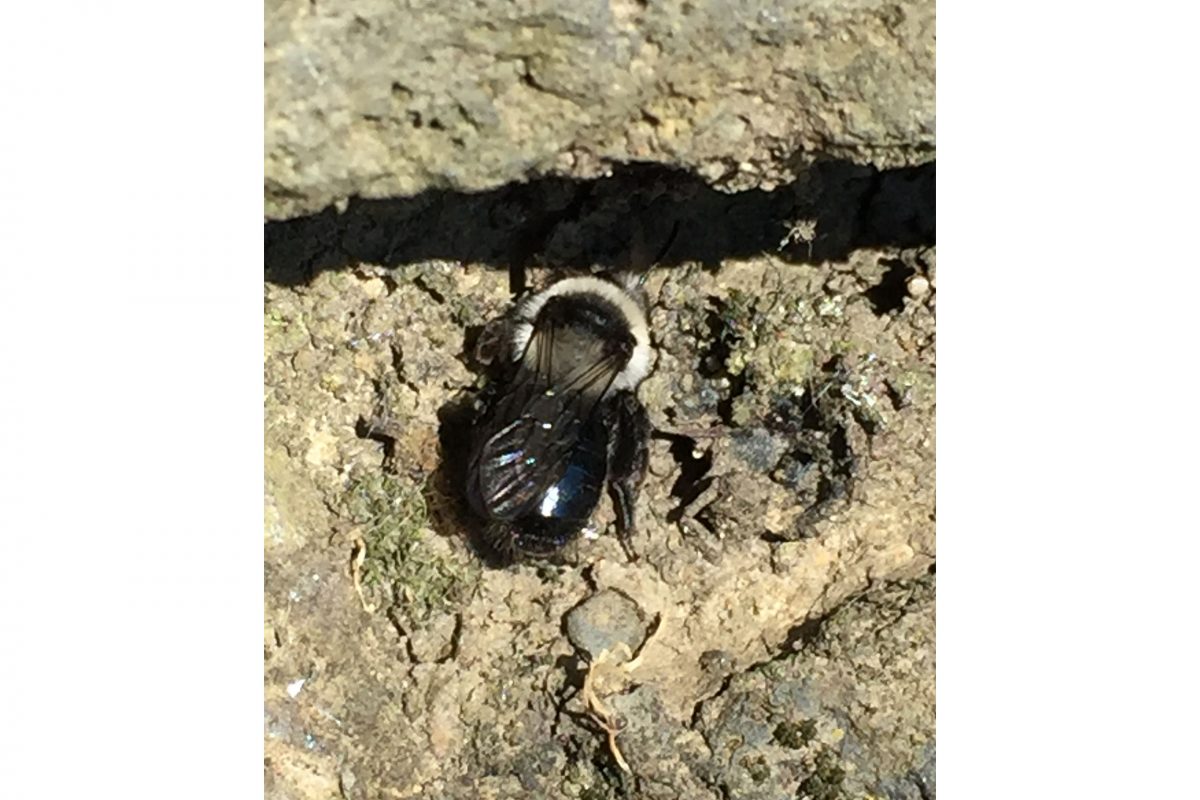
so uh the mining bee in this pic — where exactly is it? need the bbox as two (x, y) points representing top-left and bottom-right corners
(465, 274), (653, 559)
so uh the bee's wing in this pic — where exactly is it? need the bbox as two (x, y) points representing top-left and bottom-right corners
(470, 319), (622, 520)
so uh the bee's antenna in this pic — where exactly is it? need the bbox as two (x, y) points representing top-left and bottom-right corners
(652, 221), (681, 265)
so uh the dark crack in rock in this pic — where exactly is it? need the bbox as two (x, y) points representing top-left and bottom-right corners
(696, 576), (936, 800)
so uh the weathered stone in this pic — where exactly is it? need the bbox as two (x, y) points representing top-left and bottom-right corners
(265, 0), (935, 219)
(565, 589), (648, 659)
(696, 576), (936, 800)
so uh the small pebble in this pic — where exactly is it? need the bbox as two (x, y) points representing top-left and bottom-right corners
(907, 275), (931, 298)
(565, 589), (647, 660)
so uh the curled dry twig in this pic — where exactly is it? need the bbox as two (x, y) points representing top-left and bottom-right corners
(581, 643), (635, 774)
(349, 532), (377, 614)
(578, 621), (660, 775)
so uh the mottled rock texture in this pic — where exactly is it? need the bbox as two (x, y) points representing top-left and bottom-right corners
(264, 248), (936, 799)
(264, 3), (935, 797)
(265, 0), (935, 219)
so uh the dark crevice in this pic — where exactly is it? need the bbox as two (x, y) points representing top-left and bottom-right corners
(458, 323), (488, 369)
(698, 300), (736, 379)
(913, 771), (934, 800)
(698, 295), (752, 426)
(715, 374), (747, 427)
(884, 378), (912, 411)
(780, 607), (839, 653)
(384, 607), (420, 662)
(827, 426), (854, 476)
(690, 669), (737, 729)
(864, 257), (916, 315)
(389, 343), (405, 382)
(661, 434), (714, 525)
(436, 613), (464, 663)
(412, 274), (447, 303)
(355, 413), (399, 466)
(265, 160), (934, 286)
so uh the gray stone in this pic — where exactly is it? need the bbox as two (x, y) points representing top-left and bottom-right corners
(565, 589), (648, 659)
(731, 427), (789, 473)
(265, 0), (935, 219)
(696, 575), (936, 799)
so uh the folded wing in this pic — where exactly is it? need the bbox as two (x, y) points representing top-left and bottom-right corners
(469, 316), (624, 520)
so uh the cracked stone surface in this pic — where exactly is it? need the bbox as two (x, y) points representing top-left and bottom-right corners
(265, 0), (935, 219)
(264, 236), (935, 797)
(692, 575), (935, 799)
(265, 5), (934, 793)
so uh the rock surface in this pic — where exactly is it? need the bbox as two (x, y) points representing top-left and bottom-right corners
(265, 0), (935, 219)
(263, 245), (936, 798)
(693, 575), (936, 799)
(264, 2), (935, 796)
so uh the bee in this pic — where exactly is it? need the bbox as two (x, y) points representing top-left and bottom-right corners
(465, 274), (653, 559)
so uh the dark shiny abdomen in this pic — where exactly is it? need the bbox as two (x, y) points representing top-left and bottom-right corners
(514, 420), (608, 552)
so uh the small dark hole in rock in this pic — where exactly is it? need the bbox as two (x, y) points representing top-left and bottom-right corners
(663, 435), (714, 523)
(698, 300), (736, 378)
(864, 257), (916, 315)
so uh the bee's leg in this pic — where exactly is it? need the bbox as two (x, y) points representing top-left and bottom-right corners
(356, 416), (406, 469)
(472, 316), (513, 367)
(359, 416), (404, 441)
(606, 392), (652, 562)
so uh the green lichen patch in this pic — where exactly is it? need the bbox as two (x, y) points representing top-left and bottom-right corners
(741, 754), (771, 784)
(264, 304), (311, 357)
(342, 470), (473, 623)
(796, 747), (847, 800)
(773, 718), (818, 750)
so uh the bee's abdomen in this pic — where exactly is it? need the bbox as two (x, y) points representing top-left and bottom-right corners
(513, 422), (607, 551)
(532, 435), (606, 521)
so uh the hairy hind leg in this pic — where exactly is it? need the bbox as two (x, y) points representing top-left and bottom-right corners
(606, 391), (651, 561)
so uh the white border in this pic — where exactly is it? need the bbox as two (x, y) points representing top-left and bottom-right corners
(940, 3), (1199, 796)
(0, 4), (263, 797)
(1, 1), (1198, 796)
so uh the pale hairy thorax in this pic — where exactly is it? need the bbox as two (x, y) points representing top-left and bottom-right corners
(509, 275), (652, 393)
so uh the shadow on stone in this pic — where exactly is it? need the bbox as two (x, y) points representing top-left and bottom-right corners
(265, 160), (934, 286)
